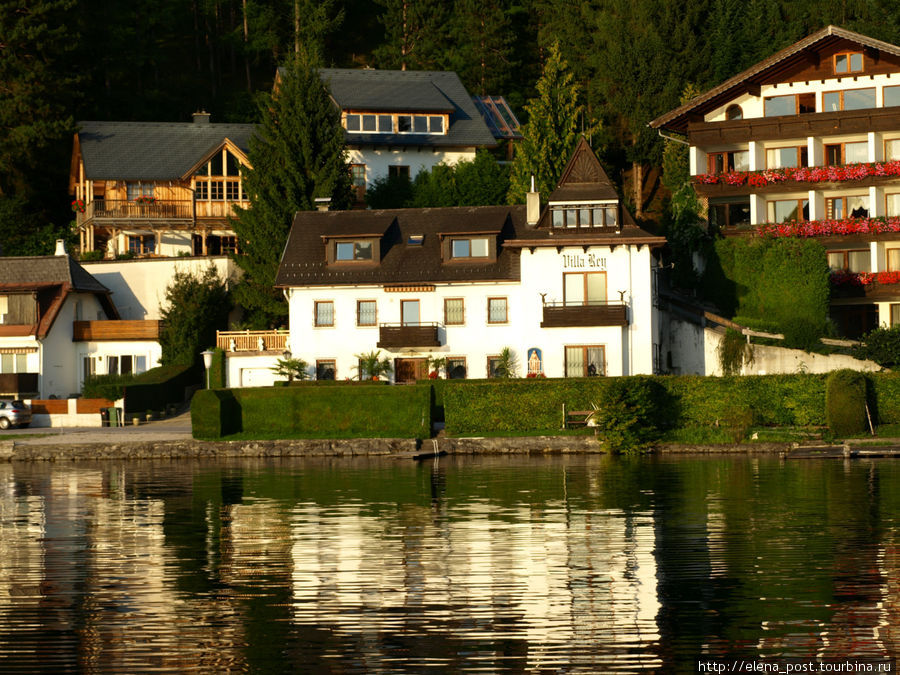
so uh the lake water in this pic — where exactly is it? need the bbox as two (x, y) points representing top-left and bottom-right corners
(1, 454), (898, 672)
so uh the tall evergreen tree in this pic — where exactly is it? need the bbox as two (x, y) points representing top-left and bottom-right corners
(373, 0), (449, 70)
(230, 59), (352, 328)
(447, 0), (516, 96)
(507, 43), (583, 203)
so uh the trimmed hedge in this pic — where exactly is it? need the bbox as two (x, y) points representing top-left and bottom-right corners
(192, 384), (431, 439)
(826, 369), (867, 437)
(123, 364), (199, 413)
(208, 348), (226, 389)
(441, 374), (830, 436)
(870, 373), (900, 424)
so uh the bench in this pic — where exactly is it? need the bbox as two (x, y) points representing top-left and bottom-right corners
(562, 403), (596, 429)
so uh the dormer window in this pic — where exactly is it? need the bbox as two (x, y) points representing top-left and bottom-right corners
(344, 112), (447, 135)
(834, 52), (864, 75)
(451, 237), (489, 259)
(550, 204), (618, 229)
(408, 235), (424, 246)
(335, 240), (373, 262)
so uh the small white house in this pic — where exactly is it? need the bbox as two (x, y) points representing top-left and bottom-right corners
(273, 139), (665, 382)
(0, 243), (161, 399)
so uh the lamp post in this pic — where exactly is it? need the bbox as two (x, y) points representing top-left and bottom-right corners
(201, 349), (214, 389)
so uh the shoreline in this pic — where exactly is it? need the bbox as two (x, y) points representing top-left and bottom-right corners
(1, 436), (799, 462)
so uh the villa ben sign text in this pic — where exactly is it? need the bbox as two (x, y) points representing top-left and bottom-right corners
(562, 253), (607, 270)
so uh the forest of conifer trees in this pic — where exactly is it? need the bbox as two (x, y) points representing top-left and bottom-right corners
(4, 0), (900, 252)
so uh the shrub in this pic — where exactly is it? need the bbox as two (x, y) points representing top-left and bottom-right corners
(782, 317), (823, 351)
(825, 369), (867, 437)
(869, 373), (900, 425)
(208, 348), (226, 388)
(854, 325), (900, 368)
(590, 376), (667, 453)
(191, 389), (241, 438)
(717, 328), (754, 375)
(82, 373), (134, 400)
(123, 364), (198, 413)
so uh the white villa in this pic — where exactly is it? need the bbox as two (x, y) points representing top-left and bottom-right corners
(267, 139), (665, 384)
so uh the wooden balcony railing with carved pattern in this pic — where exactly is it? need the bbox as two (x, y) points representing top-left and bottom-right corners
(216, 330), (289, 353)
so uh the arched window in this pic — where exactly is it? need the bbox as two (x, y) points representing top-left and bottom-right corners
(726, 104), (743, 121)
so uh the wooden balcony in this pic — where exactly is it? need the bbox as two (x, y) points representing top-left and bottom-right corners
(694, 173), (898, 198)
(216, 330), (289, 353)
(540, 302), (628, 328)
(76, 199), (251, 227)
(688, 106), (900, 146)
(73, 320), (163, 341)
(0, 373), (38, 397)
(377, 323), (441, 349)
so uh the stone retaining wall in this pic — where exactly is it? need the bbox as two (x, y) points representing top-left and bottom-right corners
(0, 436), (793, 462)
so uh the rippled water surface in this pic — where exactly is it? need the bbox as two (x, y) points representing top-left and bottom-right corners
(1, 455), (899, 672)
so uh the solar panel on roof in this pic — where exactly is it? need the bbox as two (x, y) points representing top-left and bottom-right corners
(472, 96), (522, 140)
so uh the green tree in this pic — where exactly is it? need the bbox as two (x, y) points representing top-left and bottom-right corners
(230, 59), (352, 328)
(373, 0), (449, 71)
(507, 43), (583, 203)
(410, 150), (509, 207)
(446, 0), (516, 96)
(271, 357), (310, 383)
(354, 350), (393, 380)
(159, 266), (231, 367)
(854, 325), (900, 369)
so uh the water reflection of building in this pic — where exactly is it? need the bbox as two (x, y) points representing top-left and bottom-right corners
(287, 495), (662, 670)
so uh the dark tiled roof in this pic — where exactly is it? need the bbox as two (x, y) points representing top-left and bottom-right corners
(276, 206), (524, 287)
(650, 26), (900, 133)
(77, 121), (255, 180)
(319, 68), (497, 149)
(0, 255), (110, 293)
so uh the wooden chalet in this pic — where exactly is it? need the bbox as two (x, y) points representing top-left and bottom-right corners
(69, 113), (254, 259)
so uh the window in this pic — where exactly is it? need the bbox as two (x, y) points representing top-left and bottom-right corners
(767, 199), (809, 223)
(220, 236), (238, 254)
(401, 299), (420, 325)
(725, 104), (743, 120)
(764, 93), (815, 117)
(0, 353), (28, 373)
(823, 88), (876, 112)
(885, 86), (900, 108)
(408, 234), (424, 246)
(397, 116), (411, 132)
(827, 249), (870, 273)
(128, 235), (155, 255)
(429, 116), (444, 133)
(335, 240), (373, 262)
(885, 248), (900, 272)
(488, 297), (508, 324)
(225, 181), (240, 200)
(314, 301), (334, 327)
(210, 182), (224, 200)
(126, 183), (154, 200)
(825, 141), (868, 166)
(450, 237), (489, 259)
(709, 200), (751, 229)
(891, 304), (900, 327)
(389, 165), (410, 179)
(826, 195), (869, 219)
(885, 139), (900, 161)
(565, 346), (606, 377)
(834, 52), (864, 75)
(378, 115), (393, 132)
(351, 164), (366, 187)
(357, 300), (376, 326)
(486, 356), (504, 379)
(888, 193), (900, 216)
(105, 354), (143, 376)
(194, 148), (244, 202)
(444, 298), (465, 325)
(550, 205), (617, 228)
(413, 116), (428, 133)
(447, 357), (466, 379)
(563, 272), (607, 306)
(766, 146), (808, 169)
(196, 182), (209, 200)
(316, 360), (336, 380)
(345, 114), (360, 131)
(83, 356), (96, 381)
(362, 114), (377, 132)
(708, 150), (750, 174)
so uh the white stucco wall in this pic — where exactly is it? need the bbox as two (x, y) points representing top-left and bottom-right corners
(285, 244), (658, 381)
(83, 256), (240, 320)
(348, 147), (477, 187)
(225, 353), (281, 388)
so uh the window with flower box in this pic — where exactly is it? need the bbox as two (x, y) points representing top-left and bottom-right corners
(885, 139), (900, 161)
(764, 93), (815, 117)
(823, 88), (876, 112)
(827, 249), (871, 273)
(767, 199), (809, 223)
(826, 195), (869, 220)
(825, 141), (868, 166)
(766, 146), (808, 169)
(126, 183), (154, 200)
(707, 150), (750, 174)
(834, 52), (864, 75)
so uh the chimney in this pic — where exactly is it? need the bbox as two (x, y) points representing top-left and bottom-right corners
(192, 110), (211, 124)
(314, 197), (331, 212)
(54, 239), (67, 256)
(526, 175), (540, 226)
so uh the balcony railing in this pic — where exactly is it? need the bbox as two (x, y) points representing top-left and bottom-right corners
(73, 320), (163, 341)
(540, 301), (628, 328)
(77, 200), (193, 225)
(216, 330), (289, 353)
(377, 323), (442, 349)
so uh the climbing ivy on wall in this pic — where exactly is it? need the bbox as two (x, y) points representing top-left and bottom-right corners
(705, 237), (831, 342)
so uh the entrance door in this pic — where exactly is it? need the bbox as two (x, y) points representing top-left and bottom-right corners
(395, 358), (428, 383)
(401, 300), (420, 325)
